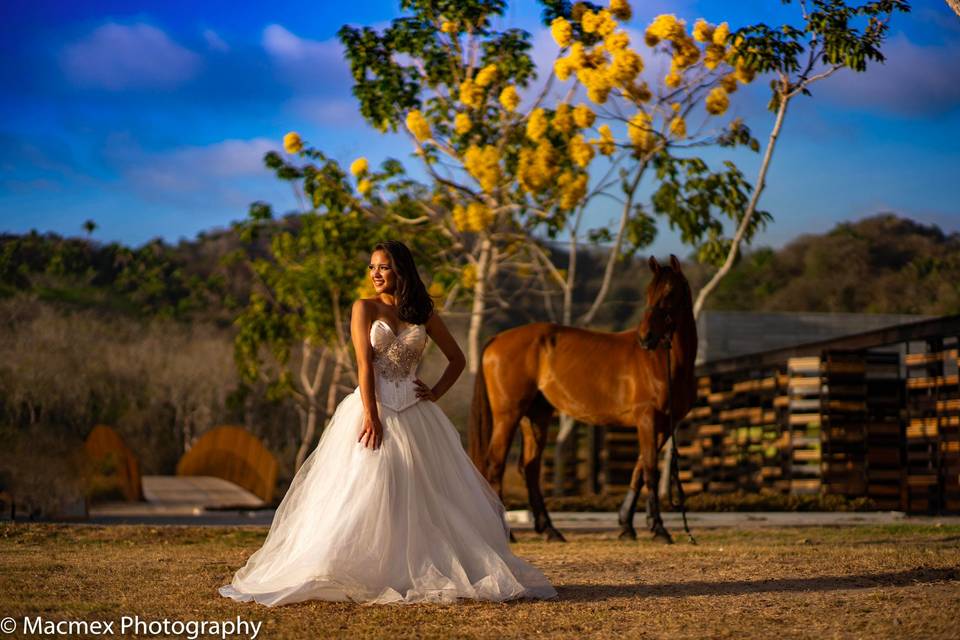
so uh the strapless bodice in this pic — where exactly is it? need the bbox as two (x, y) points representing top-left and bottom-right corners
(366, 318), (427, 412)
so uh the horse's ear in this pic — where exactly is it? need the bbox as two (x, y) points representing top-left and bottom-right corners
(670, 254), (682, 273)
(648, 255), (660, 273)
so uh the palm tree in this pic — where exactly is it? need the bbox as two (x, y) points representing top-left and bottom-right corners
(82, 219), (97, 237)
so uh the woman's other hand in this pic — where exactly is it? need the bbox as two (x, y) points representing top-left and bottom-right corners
(358, 413), (383, 449)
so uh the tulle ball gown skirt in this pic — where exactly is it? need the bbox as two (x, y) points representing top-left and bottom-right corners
(218, 389), (557, 605)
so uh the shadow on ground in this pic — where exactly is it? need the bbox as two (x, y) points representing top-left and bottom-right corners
(557, 567), (960, 601)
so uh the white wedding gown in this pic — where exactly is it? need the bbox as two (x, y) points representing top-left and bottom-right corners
(218, 319), (557, 605)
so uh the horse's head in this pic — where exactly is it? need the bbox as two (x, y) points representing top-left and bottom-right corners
(637, 254), (692, 350)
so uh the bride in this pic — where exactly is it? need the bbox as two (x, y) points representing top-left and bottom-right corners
(219, 240), (557, 605)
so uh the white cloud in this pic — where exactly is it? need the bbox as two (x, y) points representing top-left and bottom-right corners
(60, 22), (202, 91)
(106, 136), (279, 197)
(203, 28), (229, 53)
(817, 33), (960, 116)
(262, 24), (343, 63)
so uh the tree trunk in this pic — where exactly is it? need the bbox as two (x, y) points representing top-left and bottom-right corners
(693, 83), (791, 318)
(295, 404), (317, 472)
(578, 163), (646, 327)
(466, 237), (492, 375)
(294, 339), (329, 471)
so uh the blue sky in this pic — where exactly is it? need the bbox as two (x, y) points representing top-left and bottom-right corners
(1, 0), (959, 257)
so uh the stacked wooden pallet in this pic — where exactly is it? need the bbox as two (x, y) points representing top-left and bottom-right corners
(786, 356), (823, 494)
(671, 370), (784, 496)
(864, 350), (904, 510)
(541, 419), (584, 496)
(819, 351), (868, 497)
(674, 376), (712, 495)
(596, 423), (637, 494)
(903, 343), (957, 512)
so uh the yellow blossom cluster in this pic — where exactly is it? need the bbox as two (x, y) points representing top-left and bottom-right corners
(463, 145), (501, 192)
(569, 134), (594, 168)
(499, 85), (520, 111)
(552, 103), (575, 134)
(557, 172), (588, 210)
(704, 44), (726, 70)
(644, 14), (703, 89)
(713, 22), (730, 45)
(628, 111), (656, 153)
(475, 64), (498, 88)
(669, 115), (686, 138)
(526, 108), (549, 141)
(283, 131), (303, 154)
(720, 73), (738, 94)
(581, 9), (617, 37)
(734, 58), (756, 84)
(645, 14), (687, 46)
(405, 110), (431, 142)
(573, 104), (595, 128)
(692, 19), (714, 43)
(609, 0), (632, 21)
(440, 21), (457, 34)
(428, 281), (444, 298)
(357, 179), (373, 195)
(454, 112), (472, 135)
(551, 10), (649, 107)
(577, 66), (614, 104)
(605, 32), (630, 52)
(593, 124), (616, 156)
(452, 202), (495, 232)
(350, 157), (368, 176)
(550, 16), (573, 48)
(517, 139), (558, 194)
(609, 47), (643, 85)
(623, 80), (652, 103)
(461, 263), (477, 288)
(705, 86), (730, 115)
(459, 78), (484, 109)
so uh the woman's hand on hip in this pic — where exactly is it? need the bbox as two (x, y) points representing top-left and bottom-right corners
(414, 378), (437, 402)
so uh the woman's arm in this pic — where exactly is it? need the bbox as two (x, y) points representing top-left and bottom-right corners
(416, 310), (466, 402)
(350, 299), (382, 449)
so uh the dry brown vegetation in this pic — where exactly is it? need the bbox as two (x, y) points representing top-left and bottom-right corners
(1, 523), (958, 639)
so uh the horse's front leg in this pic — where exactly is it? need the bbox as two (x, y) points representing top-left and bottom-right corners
(640, 411), (673, 544)
(617, 458), (643, 540)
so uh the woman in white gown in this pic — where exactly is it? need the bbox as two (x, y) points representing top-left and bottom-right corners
(219, 240), (557, 605)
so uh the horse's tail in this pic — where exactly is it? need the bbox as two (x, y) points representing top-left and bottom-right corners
(469, 341), (493, 474)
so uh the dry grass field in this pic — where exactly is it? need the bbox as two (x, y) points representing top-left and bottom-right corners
(1, 523), (959, 639)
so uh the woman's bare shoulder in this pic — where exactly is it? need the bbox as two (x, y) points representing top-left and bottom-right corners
(352, 298), (380, 317)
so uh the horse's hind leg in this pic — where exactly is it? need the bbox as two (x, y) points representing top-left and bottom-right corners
(618, 459), (644, 540)
(522, 395), (566, 542)
(486, 406), (523, 500)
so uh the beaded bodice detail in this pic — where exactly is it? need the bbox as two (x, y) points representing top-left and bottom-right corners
(368, 319), (427, 412)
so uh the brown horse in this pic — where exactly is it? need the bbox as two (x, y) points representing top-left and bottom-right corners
(469, 255), (698, 542)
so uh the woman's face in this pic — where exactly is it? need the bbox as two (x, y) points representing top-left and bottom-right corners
(368, 249), (397, 295)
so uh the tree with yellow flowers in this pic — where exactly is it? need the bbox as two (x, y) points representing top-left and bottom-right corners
(339, 0), (768, 373)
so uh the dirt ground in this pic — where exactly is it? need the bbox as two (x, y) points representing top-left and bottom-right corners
(1, 523), (958, 639)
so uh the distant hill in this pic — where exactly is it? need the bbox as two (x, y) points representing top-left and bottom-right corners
(702, 213), (960, 315)
(2, 211), (957, 324)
